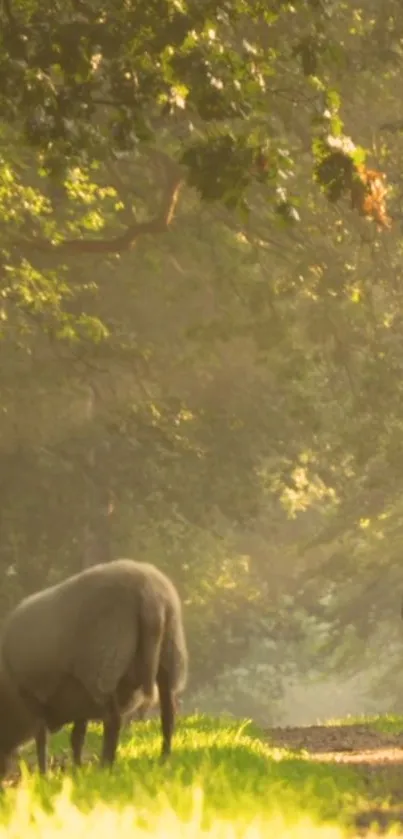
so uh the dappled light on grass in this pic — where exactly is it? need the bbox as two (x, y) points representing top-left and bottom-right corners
(8, 714), (380, 835)
(8, 715), (403, 835)
(0, 781), (347, 839)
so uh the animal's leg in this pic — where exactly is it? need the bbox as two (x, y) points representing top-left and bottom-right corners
(35, 723), (48, 775)
(100, 697), (121, 768)
(156, 667), (176, 762)
(70, 720), (87, 767)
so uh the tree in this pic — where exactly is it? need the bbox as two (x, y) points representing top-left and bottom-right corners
(1, 0), (403, 707)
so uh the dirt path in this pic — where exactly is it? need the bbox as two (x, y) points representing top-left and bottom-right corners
(266, 722), (403, 832)
(267, 722), (403, 764)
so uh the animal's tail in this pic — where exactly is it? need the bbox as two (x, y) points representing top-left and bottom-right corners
(163, 609), (188, 694)
(137, 589), (165, 701)
(125, 683), (159, 718)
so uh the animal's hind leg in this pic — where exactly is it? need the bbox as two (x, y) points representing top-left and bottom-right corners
(100, 696), (121, 768)
(70, 720), (87, 767)
(35, 724), (48, 775)
(156, 667), (175, 761)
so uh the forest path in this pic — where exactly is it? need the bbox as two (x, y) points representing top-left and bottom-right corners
(266, 721), (403, 832)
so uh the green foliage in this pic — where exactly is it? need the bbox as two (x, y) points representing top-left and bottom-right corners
(0, 0), (403, 712)
(189, 596), (338, 722)
(0, 0), (278, 170)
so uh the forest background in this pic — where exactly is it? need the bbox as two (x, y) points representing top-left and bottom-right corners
(1, 0), (403, 724)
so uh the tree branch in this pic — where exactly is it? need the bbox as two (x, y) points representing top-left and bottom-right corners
(2, 0), (16, 25)
(19, 172), (183, 255)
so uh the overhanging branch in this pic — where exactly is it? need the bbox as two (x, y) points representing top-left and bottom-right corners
(19, 173), (183, 255)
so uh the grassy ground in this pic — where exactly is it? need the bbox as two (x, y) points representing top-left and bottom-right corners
(0, 714), (402, 837)
(327, 713), (403, 735)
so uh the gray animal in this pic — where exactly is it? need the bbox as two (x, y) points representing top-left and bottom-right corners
(0, 558), (188, 776)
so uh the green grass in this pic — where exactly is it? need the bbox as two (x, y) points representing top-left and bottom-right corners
(324, 712), (403, 735)
(0, 714), (399, 837)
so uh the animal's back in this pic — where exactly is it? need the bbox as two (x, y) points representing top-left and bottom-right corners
(0, 559), (170, 705)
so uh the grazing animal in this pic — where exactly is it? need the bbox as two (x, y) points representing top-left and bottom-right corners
(0, 559), (188, 776)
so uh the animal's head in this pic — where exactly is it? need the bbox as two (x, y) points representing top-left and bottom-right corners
(0, 670), (38, 769)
